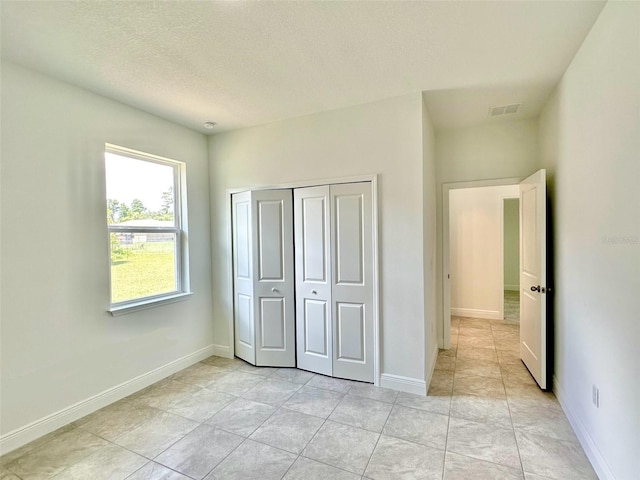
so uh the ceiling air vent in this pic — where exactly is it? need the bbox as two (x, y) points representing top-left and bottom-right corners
(489, 103), (521, 117)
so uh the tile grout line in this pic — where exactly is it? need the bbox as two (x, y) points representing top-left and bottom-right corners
(210, 375), (305, 476)
(360, 399), (391, 478)
(280, 378), (354, 478)
(122, 377), (230, 453)
(441, 323), (460, 480)
(193, 368), (317, 479)
(493, 321), (528, 478)
(122, 362), (276, 479)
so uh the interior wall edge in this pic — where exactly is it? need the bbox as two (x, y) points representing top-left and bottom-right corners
(424, 342), (439, 392)
(211, 344), (232, 359)
(379, 373), (427, 396)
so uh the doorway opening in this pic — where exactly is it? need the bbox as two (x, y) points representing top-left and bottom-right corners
(444, 182), (522, 384)
(448, 184), (519, 323)
(441, 170), (548, 390)
(503, 197), (520, 322)
(441, 177), (521, 350)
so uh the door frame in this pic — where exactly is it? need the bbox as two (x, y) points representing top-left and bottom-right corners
(226, 174), (381, 385)
(441, 177), (521, 349)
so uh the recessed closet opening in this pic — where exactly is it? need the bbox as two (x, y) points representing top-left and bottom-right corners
(226, 175), (380, 385)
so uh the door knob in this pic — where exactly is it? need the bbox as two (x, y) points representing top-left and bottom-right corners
(271, 288), (279, 293)
(311, 290), (317, 295)
(530, 285), (541, 292)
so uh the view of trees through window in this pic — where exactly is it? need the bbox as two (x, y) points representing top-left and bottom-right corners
(105, 150), (181, 305)
(106, 188), (174, 225)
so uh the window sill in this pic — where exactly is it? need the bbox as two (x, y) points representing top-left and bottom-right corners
(108, 292), (193, 316)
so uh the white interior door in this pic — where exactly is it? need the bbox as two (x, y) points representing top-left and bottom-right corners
(331, 183), (374, 383)
(294, 186), (333, 376)
(252, 190), (295, 367)
(519, 169), (548, 389)
(232, 191), (255, 364)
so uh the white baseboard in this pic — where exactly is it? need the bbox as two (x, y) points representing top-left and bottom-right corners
(380, 373), (426, 396)
(0, 345), (215, 456)
(451, 307), (501, 320)
(504, 284), (519, 291)
(211, 344), (232, 358)
(553, 375), (614, 480)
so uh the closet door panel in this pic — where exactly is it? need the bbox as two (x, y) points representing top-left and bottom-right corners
(334, 194), (364, 285)
(336, 302), (365, 361)
(260, 297), (286, 349)
(253, 190), (295, 367)
(295, 186), (332, 376)
(232, 192), (255, 364)
(257, 200), (285, 281)
(303, 299), (329, 356)
(236, 294), (254, 350)
(331, 183), (374, 382)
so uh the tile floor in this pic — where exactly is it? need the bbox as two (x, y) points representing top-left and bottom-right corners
(1, 316), (597, 480)
(504, 290), (520, 321)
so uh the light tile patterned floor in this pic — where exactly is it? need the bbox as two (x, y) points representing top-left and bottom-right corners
(1, 317), (597, 479)
(504, 290), (520, 321)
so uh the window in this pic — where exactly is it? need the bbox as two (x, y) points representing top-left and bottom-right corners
(105, 144), (189, 314)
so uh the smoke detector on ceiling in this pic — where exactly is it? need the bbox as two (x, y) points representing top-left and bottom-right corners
(489, 103), (521, 117)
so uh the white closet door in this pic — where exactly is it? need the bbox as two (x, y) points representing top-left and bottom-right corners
(294, 186), (333, 376)
(252, 189), (295, 367)
(331, 183), (374, 382)
(232, 191), (255, 364)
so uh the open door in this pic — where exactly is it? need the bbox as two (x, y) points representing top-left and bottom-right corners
(519, 169), (548, 389)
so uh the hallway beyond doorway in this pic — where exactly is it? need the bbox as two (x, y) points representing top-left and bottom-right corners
(504, 290), (520, 321)
(434, 315), (596, 478)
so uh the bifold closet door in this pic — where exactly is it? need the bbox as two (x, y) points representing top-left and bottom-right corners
(232, 191), (254, 364)
(294, 186), (332, 376)
(331, 183), (374, 383)
(232, 189), (295, 367)
(294, 182), (374, 383)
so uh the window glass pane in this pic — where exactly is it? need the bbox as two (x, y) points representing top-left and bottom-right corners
(105, 152), (175, 225)
(110, 232), (177, 303)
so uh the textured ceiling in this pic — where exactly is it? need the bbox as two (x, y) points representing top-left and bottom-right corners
(1, 1), (605, 133)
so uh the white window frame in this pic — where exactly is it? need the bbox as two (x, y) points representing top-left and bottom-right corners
(106, 144), (191, 315)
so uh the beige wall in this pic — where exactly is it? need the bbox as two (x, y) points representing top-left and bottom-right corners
(0, 62), (213, 446)
(449, 185), (519, 319)
(209, 93), (435, 388)
(503, 198), (519, 290)
(538, 3), (640, 478)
